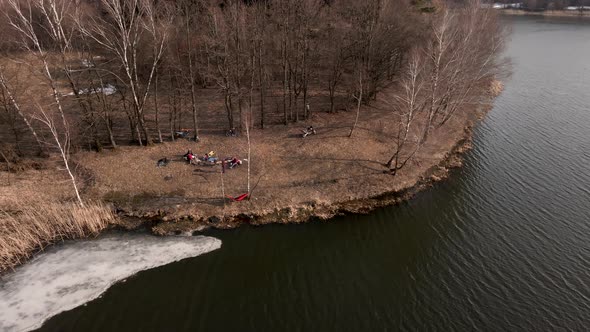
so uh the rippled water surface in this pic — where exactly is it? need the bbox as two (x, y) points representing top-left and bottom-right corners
(35, 16), (590, 331)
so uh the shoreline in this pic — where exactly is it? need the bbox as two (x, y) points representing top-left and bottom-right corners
(500, 9), (590, 19)
(0, 0), (506, 275)
(111, 117), (481, 236)
(1, 87), (494, 273)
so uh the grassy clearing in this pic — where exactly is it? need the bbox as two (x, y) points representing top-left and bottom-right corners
(0, 201), (116, 273)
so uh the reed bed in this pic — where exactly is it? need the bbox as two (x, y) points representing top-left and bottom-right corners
(490, 79), (504, 96)
(0, 201), (116, 273)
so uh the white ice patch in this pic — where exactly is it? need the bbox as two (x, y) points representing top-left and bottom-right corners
(81, 59), (95, 68)
(66, 84), (117, 96)
(0, 234), (221, 332)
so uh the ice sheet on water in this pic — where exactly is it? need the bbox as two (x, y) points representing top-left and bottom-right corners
(0, 234), (221, 332)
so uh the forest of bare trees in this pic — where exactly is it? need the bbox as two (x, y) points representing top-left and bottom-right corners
(0, 0), (506, 173)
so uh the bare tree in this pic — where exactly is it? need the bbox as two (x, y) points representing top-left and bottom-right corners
(205, 1), (249, 131)
(251, 0), (269, 128)
(33, 104), (84, 205)
(206, 7), (234, 130)
(386, 53), (426, 175)
(245, 28), (258, 196)
(324, 41), (350, 114)
(0, 70), (44, 153)
(436, 3), (507, 126)
(153, 67), (163, 143)
(346, 1), (375, 138)
(5, 0), (84, 204)
(423, 9), (454, 142)
(184, 0), (200, 140)
(385, 0), (506, 174)
(348, 64), (364, 137)
(419, 2), (506, 141)
(1, 75), (82, 206)
(25, 0), (109, 151)
(77, 0), (171, 145)
(75, 36), (119, 149)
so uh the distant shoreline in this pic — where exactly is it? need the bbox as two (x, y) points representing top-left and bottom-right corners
(500, 9), (590, 19)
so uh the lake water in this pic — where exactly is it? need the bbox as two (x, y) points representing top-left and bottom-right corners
(21, 15), (590, 331)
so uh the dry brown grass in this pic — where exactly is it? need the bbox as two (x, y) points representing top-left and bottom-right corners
(0, 155), (117, 273)
(77, 86), (474, 223)
(490, 79), (504, 97)
(0, 200), (115, 273)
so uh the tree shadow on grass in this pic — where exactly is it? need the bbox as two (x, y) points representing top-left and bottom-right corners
(279, 155), (387, 173)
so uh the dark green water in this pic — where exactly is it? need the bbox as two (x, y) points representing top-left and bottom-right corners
(38, 16), (590, 331)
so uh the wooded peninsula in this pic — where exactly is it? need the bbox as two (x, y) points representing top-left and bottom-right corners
(0, 0), (507, 272)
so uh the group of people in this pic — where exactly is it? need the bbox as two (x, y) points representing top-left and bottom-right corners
(182, 149), (242, 168)
(183, 150), (215, 164)
(227, 156), (242, 169)
(183, 150), (197, 164)
(161, 123), (316, 168)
